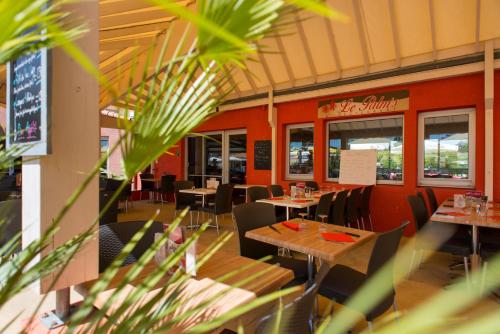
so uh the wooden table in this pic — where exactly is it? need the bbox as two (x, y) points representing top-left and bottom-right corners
(234, 184), (266, 203)
(76, 249), (293, 332)
(257, 197), (320, 220)
(246, 218), (375, 283)
(431, 199), (500, 271)
(179, 188), (217, 206)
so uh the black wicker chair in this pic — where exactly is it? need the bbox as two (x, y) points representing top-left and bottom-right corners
(305, 181), (319, 191)
(201, 183), (234, 234)
(319, 222), (409, 330)
(407, 195), (471, 282)
(99, 191), (119, 226)
(174, 180), (201, 228)
(359, 185), (374, 231)
(255, 263), (331, 334)
(99, 221), (164, 273)
(345, 188), (362, 228)
(233, 202), (309, 286)
(247, 186), (269, 202)
(269, 184), (285, 197)
(330, 190), (348, 226)
(314, 192), (335, 222)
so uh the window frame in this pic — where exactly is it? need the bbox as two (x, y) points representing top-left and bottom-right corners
(285, 122), (314, 180)
(325, 114), (405, 185)
(417, 108), (476, 188)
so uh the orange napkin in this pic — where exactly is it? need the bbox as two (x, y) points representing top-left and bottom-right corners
(270, 197), (284, 200)
(321, 232), (355, 243)
(292, 199), (312, 203)
(282, 221), (300, 231)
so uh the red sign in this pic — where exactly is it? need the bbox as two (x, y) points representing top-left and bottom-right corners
(318, 90), (409, 119)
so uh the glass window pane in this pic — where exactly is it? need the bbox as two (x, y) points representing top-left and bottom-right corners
(328, 117), (403, 182)
(423, 114), (469, 180)
(228, 133), (247, 184)
(205, 134), (222, 178)
(288, 126), (314, 176)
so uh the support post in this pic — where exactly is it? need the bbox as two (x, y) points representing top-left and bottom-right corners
(21, 1), (99, 327)
(484, 40), (494, 199)
(267, 89), (277, 184)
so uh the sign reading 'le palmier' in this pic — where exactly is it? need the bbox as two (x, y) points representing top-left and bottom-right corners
(317, 89), (409, 119)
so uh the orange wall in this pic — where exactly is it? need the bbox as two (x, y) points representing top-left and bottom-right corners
(275, 73), (486, 234)
(157, 72), (498, 235)
(155, 106), (272, 185)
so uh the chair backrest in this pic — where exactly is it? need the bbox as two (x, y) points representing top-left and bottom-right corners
(99, 221), (164, 273)
(247, 186), (270, 202)
(0, 199), (22, 252)
(214, 183), (234, 215)
(425, 187), (439, 213)
(416, 191), (429, 216)
(360, 185), (374, 217)
(346, 187), (362, 224)
(161, 174), (176, 193)
(233, 202), (278, 259)
(305, 181), (319, 191)
(364, 221), (409, 320)
(330, 190), (348, 226)
(255, 263), (331, 334)
(315, 192), (335, 222)
(99, 191), (119, 225)
(407, 195), (429, 232)
(173, 180), (196, 209)
(269, 184), (284, 197)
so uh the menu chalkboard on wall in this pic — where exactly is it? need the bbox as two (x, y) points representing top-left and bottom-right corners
(254, 140), (272, 170)
(7, 47), (51, 155)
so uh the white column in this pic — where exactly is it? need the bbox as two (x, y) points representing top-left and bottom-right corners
(484, 40), (494, 199)
(22, 1), (99, 294)
(267, 90), (277, 184)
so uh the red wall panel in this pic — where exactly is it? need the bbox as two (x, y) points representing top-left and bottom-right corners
(156, 72), (496, 235)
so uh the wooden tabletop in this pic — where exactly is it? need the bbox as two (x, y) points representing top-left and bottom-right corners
(257, 197), (319, 209)
(246, 218), (375, 262)
(234, 184), (266, 189)
(431, 199), (500, 229)
(179, 188), (217, 195)
(76, 249), (293, 298)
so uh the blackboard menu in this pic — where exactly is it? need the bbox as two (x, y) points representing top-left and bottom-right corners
(254, 140), (272, 170)
(7, 48), (51, 155)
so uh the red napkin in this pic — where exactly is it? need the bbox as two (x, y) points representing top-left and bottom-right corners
(282, 221), (300, 231)
(270, 197), (284, 200)
(441, 212), (467, 217)
(293, 199), (312, 203)
(321, 232), (355, 243)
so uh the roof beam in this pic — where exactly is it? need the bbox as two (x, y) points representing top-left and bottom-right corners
(295, 12), (318, 82)
(388, 0), (401, 67)
(241, 68), (258, 95)
(258, 53), (275, 88)
(428, 0), (437, 60)
(323, 18), (342, 79)
(274, 33), (296, 86)
(223, 65), (242, 98)
(100, 10), (174, 31)
(475, 0), (481, 52)
(352, 0), (370, 73)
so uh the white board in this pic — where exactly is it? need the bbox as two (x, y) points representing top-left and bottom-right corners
(339, 149), (377, 185)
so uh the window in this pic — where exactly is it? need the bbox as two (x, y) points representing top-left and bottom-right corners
(286, 124), (314, 179)
(418, 108), (475, 188)
(327, 116), (404, 184)
(100, 136), (109, 172)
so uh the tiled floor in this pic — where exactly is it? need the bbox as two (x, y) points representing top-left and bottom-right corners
(2, 200), (499, 333)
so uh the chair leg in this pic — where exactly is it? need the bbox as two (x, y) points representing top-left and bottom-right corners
(189, 211), (193, 229)
(369, 214), (374, 231)
(215, 214), (220, 235)
(480, 261), (488, 295)
(464, 256), (470, 290)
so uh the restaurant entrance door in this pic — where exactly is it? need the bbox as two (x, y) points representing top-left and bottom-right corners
(186, 130), (247, 187)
